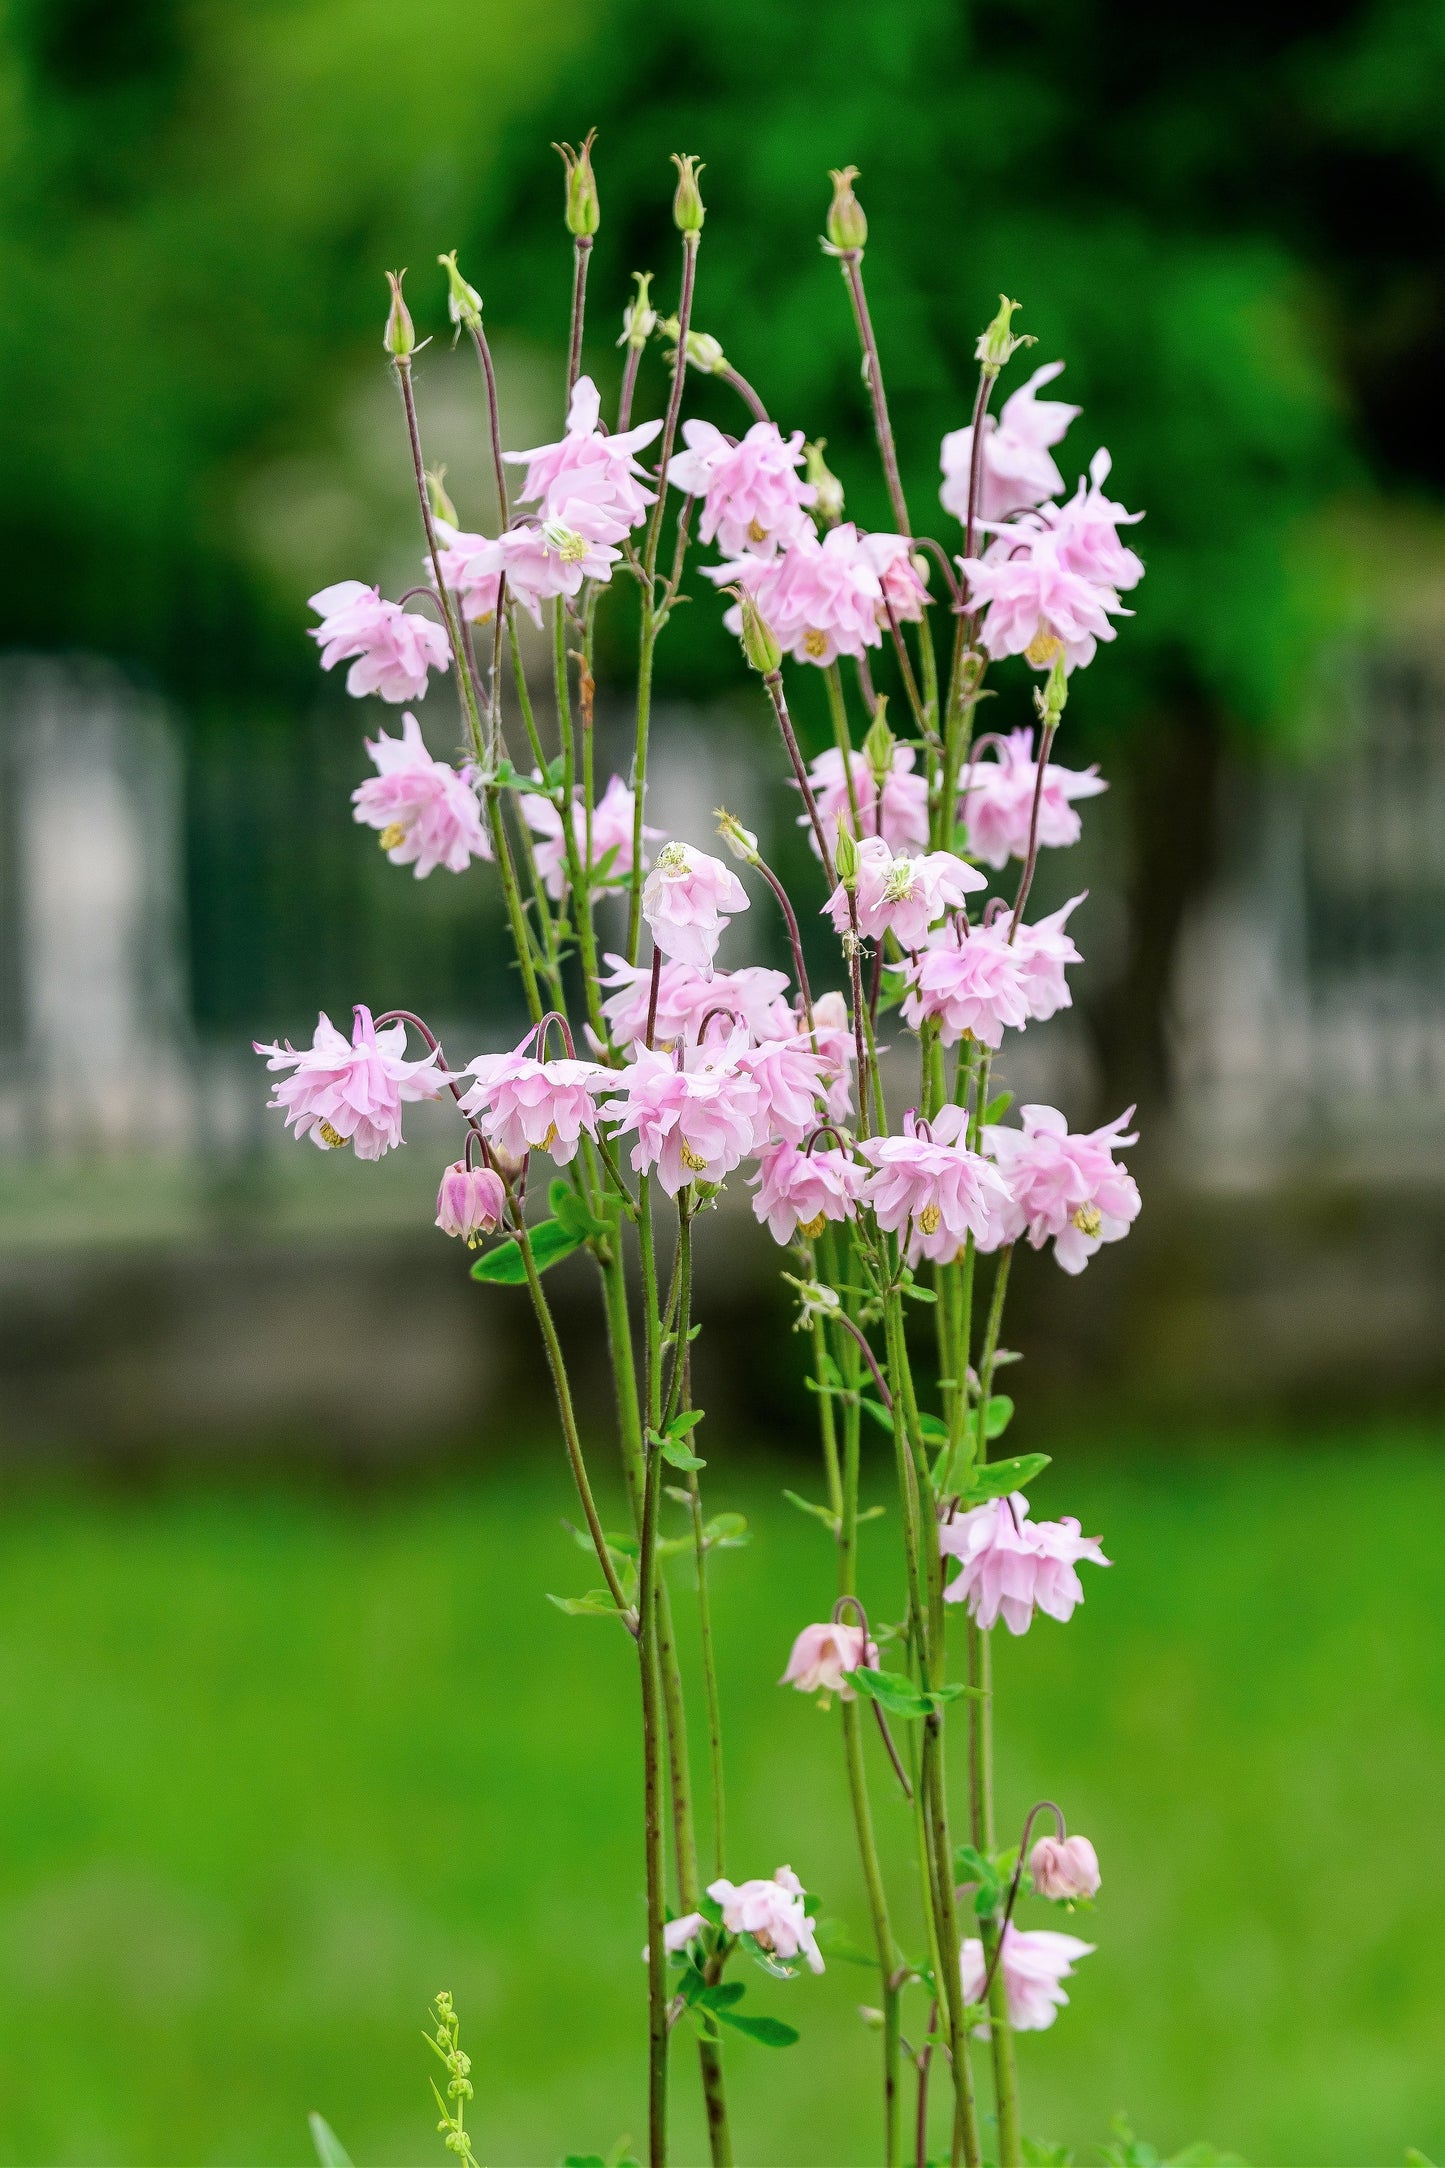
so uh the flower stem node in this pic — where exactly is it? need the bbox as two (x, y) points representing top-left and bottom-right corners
(975, 293), (1035, 378)
(618, 270), (658, 351)
(436, 250), (482, 333)
(713, 806), (761, 865)
(555, 130), (600, 238)
(804, 439), (845, 523)
(384, 270), (416, 358)
(824, 165), (868, 254)
(671, 153), (706, 235)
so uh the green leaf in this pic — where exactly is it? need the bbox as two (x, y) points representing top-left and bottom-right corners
(984, 1394), (1015, 1439)
(655, 1433), (706, 1471)
(308, 2114), (353, 2168)
(696, 1980), (746, 2011)
(852, 1666), (932, 1719)
(916, 1409), (950, 1444)
(547, 1589), (628, 1620)
(1020, 2139), (1073, 2166)
(782, 1489), (840, 1535)
(982, 1089), (1014, 1126)
(470, 1218), (585, 1283)
(703, 1512), (750, 1550)
(953, 1844), (998, 1889)
(713, 2007), (799, 2047)
(665, 1409), (705, 1437)
(550, 1180), (613, 1242)
(958, 1451), (1050, 1505)
(741, 1932), (799, 1979)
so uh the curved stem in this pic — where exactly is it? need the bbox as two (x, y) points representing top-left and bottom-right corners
(719, 362), (769, 423)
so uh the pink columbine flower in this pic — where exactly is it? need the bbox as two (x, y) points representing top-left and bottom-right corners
(435, 1160), (507, 1246)
(1014, 893), (1085, 1020)
(959, 728), (1107, 868)
(642, 1912), (708, 1963)
(750, 1139), (865, 1243)
(504, 375), (662, 542)
(454, 501), (622, 624)
(737, 1038), (830, 1146)
(707, 1867), (825, 1973)
(521, 774), (655, 901)
(600, 1037), (761, 1196)
(255, 1004), (446, 1159)
(939, 1492), (1110, 1632)
(1042, 448), (1145, 592)
(959, 524), (1130, 674)
(780, 1620), (877, 1698)
(801, 744), (930, 857)
(1030, 1834), (1101, 1902)
(712, 522), (919, 667)
(433, 520), (503, 624)
(598, 956), (794, 1051)
(351, 711), (492, 878)
(805, 991), (857, 1124)
(960, 1924), (1094, 2033)
(940, 361), (1081, 526)
(859, 1108), (1012, 1266)
(667, 418), (817, 556)
(826, 836), (985, 952)
(901, 922), (1032, 1049)
(308, 582), (451, 704)
(984, 1102), (1140, 1272)
(642, 842), (750, 970)
(459, 1040), (608, 1166)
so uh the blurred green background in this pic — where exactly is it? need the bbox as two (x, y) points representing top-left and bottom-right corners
(3, 1), (1445, 2162)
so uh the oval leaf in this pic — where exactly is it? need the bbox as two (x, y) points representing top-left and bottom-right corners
(959, 1451), (1050, 1506)
(715, 2007), (800, 2047)
(471, 1218), (586, 1284)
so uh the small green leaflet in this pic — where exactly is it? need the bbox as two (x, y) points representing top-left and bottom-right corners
(471, 1217), (585, 1283)
(549, 1178), (615, 1242)
(650, 1412), (706, 1471)
(308, 2114), (353, 2168)
(860, 1398), (949, 1446)
(713, 2007), (799, 2047)
(958, 1451), (1050, 1506)
(853, 1667), (978, 1720)
(548, 1589), (628, 1620)
(812, 1917), (877, 1967)
(984, 1394), (1015, 1439)
(782, 1489), (840, 1534)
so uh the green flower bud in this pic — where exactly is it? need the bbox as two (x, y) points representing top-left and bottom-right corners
(383, 270), (415, 358)
(713, 806), (760, 864)
(825, 166), (868, 253)
(426, 467), (459, 526)
(554, 130), (600, 238)
(804, 439), (844, 524)
(834, 817), (859, 888)
(436, 250), (482, 333)
(671, 153), (706, 235)
(658, 314), (725, 374)
(1033, 650), (1069, 729)
(975, 294), (1035, 378)
(617, 270), (657, 351)
(862, 698), (896, 786)
(733, 587), (781, 675)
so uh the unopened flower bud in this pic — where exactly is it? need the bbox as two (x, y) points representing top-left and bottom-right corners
(975, 294), (1035, 377)
(436, 1161), (507, 1248)
(671, 153), (706, 235)
(834, 818), (859, 889)
(555, 130), (600, 238)
(1033, 649), (1069, 726)
(384, 270), (416, 358)
(734, 587), (782, 675)
(1029, 1832), (1100, 1902)
(426, 466), (459, 526)
(437, 250), (482, 332)
(825, 166), (868, 253)
(804, 439), (844, 524)
(618, 270), (657, 351)
(713, 806), (760, 864)
(862, 699), (896, 786)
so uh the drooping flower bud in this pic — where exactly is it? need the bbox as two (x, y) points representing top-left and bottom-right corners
(713, 806), (760, 864)
(862, 699), (896, 788)
(384, 270), (416, 358)
(671, 153), (706, 235)
(834, 817), (859, 889)
(825, 166), (868, 253)
(437, 250), (482, 333)
(975, 294), (1035, 378)
(659, 315), (726, 374)
(426, 466), (459, 526)
(555, 130), (600, 238)
(804, 439), (845, 524)
(734, 587), (782, 676)
(618, 270), (657, 351)
(1028, 1833), (1100, 1902)
(435, 1160), (507, 1247)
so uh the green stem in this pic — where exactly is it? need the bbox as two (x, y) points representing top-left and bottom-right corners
(825, 663), (863, 834)
(552, 599), (606, 1040)
(842, 1696), (903, 2168)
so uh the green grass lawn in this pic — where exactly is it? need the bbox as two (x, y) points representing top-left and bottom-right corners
(0, 1433), (1441, 2167)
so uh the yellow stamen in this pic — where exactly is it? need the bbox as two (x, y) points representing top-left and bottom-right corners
(918, 1203), (941, 1235)
(803, 628), (828, 659)
(747, 518), (767, 544)
(318, 1120), (349, 1150)
(680, 1142), (708, 1173)
(379, 823), (407, 852)
(1025, 629), (1063, 668)
(799, 1213), (826, 1239)
(1072, 1202), (1102, 1237)
(543, 1122), (559, 1151)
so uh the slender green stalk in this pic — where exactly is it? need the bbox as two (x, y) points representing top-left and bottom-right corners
(824, 663), (863, 833)
(842, 1695), (903, 2167)
(638, 1421), (670, 2166)
(551, 599), (606, 1038)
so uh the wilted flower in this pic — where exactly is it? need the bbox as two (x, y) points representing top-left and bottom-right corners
(959, 728), (1107, 868)
(750, 1139), (865, 1243)
(435, 1160), (507, 1246)
(351, 712), (492, 878)
(984, 1102), (1140, 1272)
(1029, 1833), (1101, 1902)
(707, 1866), (824, 1973)
(642, 842), (751, 970)
(825, 835), (985, 952)
(667, 419), (817, 557)
(308, 582), (451, 704)
(780, 1620), (877, 1698)
(460, 1039), (608, 1165)
(960, 1924), (1094, 2032)
(940, 362), (1080, 525)
(255, 1005), (446, 1159)
(939, 1493), (1110, 1632)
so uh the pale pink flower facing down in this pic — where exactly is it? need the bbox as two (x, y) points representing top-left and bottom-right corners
(1014, 892), (1086, 1022)
(806, 990), (856, 1124)
(802, 744), (930, 857)
(984, 1101), (1140, 1272)
(750, 1139), (865, 1244)
(435, 1160), (507, 1246)
(642, 842), (750, 970)
(459, 1041), (608, 1166)
(598, 955), (793, 1051)
(707, 1867), (825, 1974)
(939, 1492), (1110, 1633)
(940, 361), (1081, 525)
(738, 1037), (830, 1146)
(780, 1620), (877, 1698)
(255, 1004), (446, 1160)
(504, 375), (661, 542)
(859, 1107), (1012, 1266)
(1041, 448), (1145, 593)
(959, 524), (1130, 673)
(667, 418), (817, 557)
(308, 582), (451, 704)
(711, 522), (924, 668)
(1030, 1834), (1101, 1903)
(959, 728), (1107, 868)
(641, 1911), (707, 1964)
(433, 520), (503, 625)
(901, 923), (1031, 1050)
(351, 711), (492, 878)
(960, 1924), (1094, 2033)
(452, 501), (622, 626)
(600, 1037), (761, 1196)
(521, 774), (656, 901)
(826, 835), (985, 953)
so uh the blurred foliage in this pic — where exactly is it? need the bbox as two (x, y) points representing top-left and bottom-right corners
(2, 0), (1445, 741)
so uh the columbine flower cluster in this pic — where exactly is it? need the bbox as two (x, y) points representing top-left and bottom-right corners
(258, 158), (1154, 2168)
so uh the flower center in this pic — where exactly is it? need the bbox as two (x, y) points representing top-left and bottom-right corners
(318, 1120), (349, 1150)
(1025, 628), (1063, 667)
(882, 861), (918, 902)
(680, 1142), (708, 1172)
(379, 823), (407, 851)
(803, 628), (828, 658)
(541, 519), (589, 563)
(747, 517), (767, 544)
(1072, 1202), (1102, 1236)
(918, 1203), (942, 1235)
(656, 840), (689, 877)
(799, 1212), (826, 1239)
(543, 1123), (559, 1151)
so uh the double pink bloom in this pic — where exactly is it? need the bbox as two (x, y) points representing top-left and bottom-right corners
(706, 1866), (825, 1973)
(667, 418), (816, 556)
(984, 1102), (1141, 1273)
(504, 375), (661, 543)
(712, 522), (927, 668)
(901, 897), (1084, 1049)
(351, 712), (492, 878)
(460, 1040), (608, 1167)
(642, 843), (751, 970)
(940, 361), (1080, 525)
(859, 1106), (1011, 1266)
(602, 1034), (762, 1196)
(599, 956), (794, 1050)
(959, 727), (1107, 868)
(309, 582), (451, 704)
(825, 836), (985, 952)
(959, 447), (1144, 675)
(960, 1924), (1094, 2033)
(751, 1138), (865, 1244)
(255, 1005), (446, 1159)
(939, 1492), (1110, 1633)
